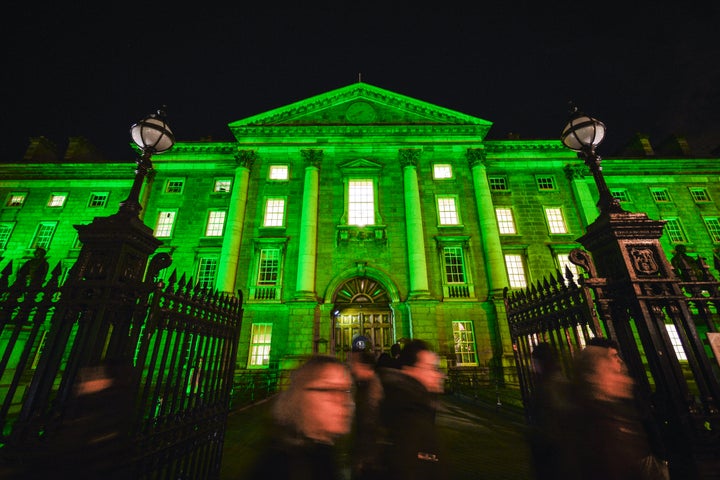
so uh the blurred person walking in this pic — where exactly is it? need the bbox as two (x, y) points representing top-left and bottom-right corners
(347, 347), (384, 480)
(569, 338), (669, 480)
(527, 342), (576, 479)
(247, 355), (355, 480)
(377, 339), (447, 480)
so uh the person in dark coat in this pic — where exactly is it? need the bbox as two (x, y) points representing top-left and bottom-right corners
(247, 355), (355, 480)
(348, 348), (384, 480)
(377, 339), (447, 480)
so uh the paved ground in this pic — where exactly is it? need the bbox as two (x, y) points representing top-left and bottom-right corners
(220, 393), (537, 480)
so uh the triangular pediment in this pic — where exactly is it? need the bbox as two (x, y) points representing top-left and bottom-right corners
(228, 82), (492, 130)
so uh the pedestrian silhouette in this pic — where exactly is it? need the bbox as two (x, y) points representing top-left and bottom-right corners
(526, 342), (575, 479)
(348, 347), (384, 480)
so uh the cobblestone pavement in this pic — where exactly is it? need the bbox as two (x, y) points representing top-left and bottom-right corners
(220, 393), (537, 480)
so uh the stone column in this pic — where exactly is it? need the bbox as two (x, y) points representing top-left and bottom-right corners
(295, 149), (323, 300)
(467, 148), (511, 359)
(217, 150), (255, 294)
(564, 164), (598, 227)
(400, 149), (430, 298)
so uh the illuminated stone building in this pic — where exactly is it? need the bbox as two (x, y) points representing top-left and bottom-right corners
(2, 82), (719, 382)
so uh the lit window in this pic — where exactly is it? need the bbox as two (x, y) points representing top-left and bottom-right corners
(663, 218), (688, 244)
(269, 165), (289, 180)
(495, 208), (516, 234)
(536, 176), (556, 191)
(348, 179), (374, 226)
(650, 188), (670, 203)
(205, 211), (226, 237)
(154, 211), (176, 238)
(48, 193), (67, 207)
(689, 187), (710, 203)
(196, 257), (218, 290)
(0, 222), (14, 249)
(248, 323), (273, 368)
(611, 189), (631, 202)
(443, 246), (466, 283)
(214, 179), (232, 193)
(31, 222), (57, 250)
(545, 208), (568, 234)
(88, 192), (109, 207)
(6, 193), (26, 207)
(452, 321), (478, 366)
(433, 164), (453, 179)
(489, 176), (508, 191)
(504, 254), (527, 289)
(556, 253), (580, 280)
(437, 196), (460, 225)
(263, 198), (286, 227)
(165, 179), (185, 193)
(665, 324), (687, 361)
(257, 248), (280, 286)
(704, 217), (720, 243)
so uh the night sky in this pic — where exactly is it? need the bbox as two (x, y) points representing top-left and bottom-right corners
(3, 2), (719, 162)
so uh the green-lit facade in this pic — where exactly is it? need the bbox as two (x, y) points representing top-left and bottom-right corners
(2, 82), (719, 381)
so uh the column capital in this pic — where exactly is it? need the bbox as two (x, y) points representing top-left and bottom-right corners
(301, 148), (324, 168)
(466, 148), (487, 169)
(234, 149), (257, 169)
(399, 148), (421, 168)
(564, 163), (589, 180)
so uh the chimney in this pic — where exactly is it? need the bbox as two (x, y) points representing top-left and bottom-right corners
(23, 136), (60, 162)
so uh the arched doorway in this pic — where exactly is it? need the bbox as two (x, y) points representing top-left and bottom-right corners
(332, 276), (393, 361)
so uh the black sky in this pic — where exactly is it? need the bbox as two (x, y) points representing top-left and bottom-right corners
(3, 2), (719, 162)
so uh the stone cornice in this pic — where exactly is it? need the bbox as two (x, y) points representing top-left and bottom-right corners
(230, 124), (489, 138)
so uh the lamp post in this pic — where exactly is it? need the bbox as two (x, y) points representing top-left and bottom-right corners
(561, 104), (624, 214)
(119, 107), (175, 216)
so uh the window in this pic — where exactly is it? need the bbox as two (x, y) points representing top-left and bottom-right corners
(348, 179), (375, 226)
(650, 188), (670, 203)
(0, 222), (14, 249)
(248, 323), (273, 368)
(611, 189), (631, 202)
(489, 176), (509, 191)
(269, 165), (289, 180)
(556, 253), (580, 280)
(6, 193), (26, 207)
(689, 187), (711, 203)
(263, 198), (286, 227)
(452, 321), (478, 366)
(536, 176), (556, 191)
(433, 164), (453, 179)
(504, 253), (527, 289)
(545, 207), (568, 234)
(443, 246), (466, 284)
(257, 248), (280, 286)
(196, 257), (218, 290)
(213, 179), (232, 193)
(250, 240), (286, 301)
(164, 179), (185, 193)
(437, 196), (460, 225)
(663, 218), (688, 243)
(436, 237), (474, 299)
(71, 234), (82, 250)
(31, 222), (57, 250)
(205, 211), (226, 236)
(703, 217), (720, 243)
(154, 211), (176, 238)
(665, 324), (687, 361)
(47, 193), (67, 207)
(88, 192), (109, 207)
(495, 208), (517, 234)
